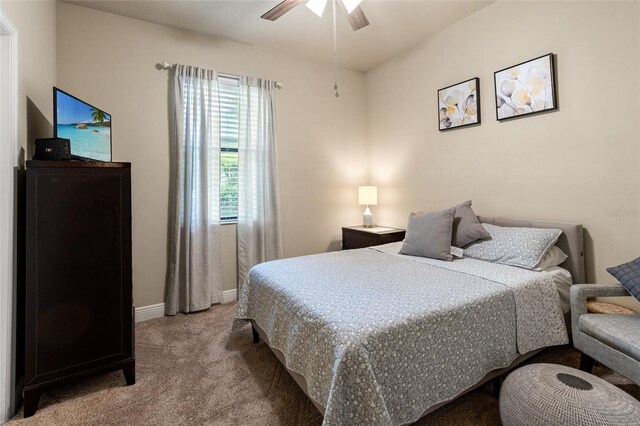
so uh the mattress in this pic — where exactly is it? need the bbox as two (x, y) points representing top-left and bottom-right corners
(234, 243), (568, 426)
(547, 266), (573, 314)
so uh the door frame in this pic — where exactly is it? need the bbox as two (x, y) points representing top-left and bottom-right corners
(0, 6), (18, 423)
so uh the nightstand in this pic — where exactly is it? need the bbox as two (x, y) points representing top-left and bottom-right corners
(342, 226), (406, 250)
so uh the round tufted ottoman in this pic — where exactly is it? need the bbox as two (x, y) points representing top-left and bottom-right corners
(500, 363), (640, 426)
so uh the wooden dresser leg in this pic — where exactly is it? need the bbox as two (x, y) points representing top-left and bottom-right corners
(23, 387), (41, 418)
(123, 361), (136, 386)
(252, 325), (260, 343)
(579, 353), (595, 373)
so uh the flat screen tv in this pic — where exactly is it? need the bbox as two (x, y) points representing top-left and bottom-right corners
(54, 87), (112, 162)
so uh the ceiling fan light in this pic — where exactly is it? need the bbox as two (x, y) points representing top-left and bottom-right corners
(306, 0), (328, 17)
(341, 0), (363, 14)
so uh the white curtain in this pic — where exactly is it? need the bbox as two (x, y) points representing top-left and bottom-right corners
(237, 78), (283, 290)
(166, 64), (223, 315)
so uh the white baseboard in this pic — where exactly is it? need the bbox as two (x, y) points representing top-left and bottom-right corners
(135, 303), (165, 323)
(222, 288), (238, 304)
(134, 289), (238, 323)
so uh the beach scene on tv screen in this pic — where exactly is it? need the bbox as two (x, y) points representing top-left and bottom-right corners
(56, 91), (111, 161)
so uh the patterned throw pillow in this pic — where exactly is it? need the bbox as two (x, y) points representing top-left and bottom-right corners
(463, 223), (562, 270)
(607, 258), (640, 302)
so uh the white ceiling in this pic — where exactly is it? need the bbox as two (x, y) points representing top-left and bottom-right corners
(64, 0), (494, 72)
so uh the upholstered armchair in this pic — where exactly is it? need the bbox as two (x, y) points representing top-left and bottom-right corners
(571, 284), (640, 385)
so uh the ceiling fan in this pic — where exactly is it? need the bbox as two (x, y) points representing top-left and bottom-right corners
(261, 0), (370, 31)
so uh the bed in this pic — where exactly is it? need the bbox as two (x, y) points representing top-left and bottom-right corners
(234, 217), (585, 426)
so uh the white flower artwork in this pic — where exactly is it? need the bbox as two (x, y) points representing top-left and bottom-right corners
(494, 53), (557, 120)
(438, 77), (480, 131)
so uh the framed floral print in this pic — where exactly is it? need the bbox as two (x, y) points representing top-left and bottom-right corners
(494, 53), (557, 121)
(438, 77), (480, 131)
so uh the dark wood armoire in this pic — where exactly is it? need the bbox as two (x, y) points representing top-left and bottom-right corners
(23, 161), (135, 417)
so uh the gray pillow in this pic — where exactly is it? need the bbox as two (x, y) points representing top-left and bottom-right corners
(452, 201), (490, 248)
(400, 207), (456, 261)
(463, 223), (562, 269)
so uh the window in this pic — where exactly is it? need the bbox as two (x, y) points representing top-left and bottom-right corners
(218, 75), (240, 222)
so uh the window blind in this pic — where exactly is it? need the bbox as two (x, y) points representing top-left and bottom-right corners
(218, 75), (240, 221)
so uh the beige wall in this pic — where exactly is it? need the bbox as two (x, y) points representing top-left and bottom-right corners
(1, 0), (57, 160)
(0, 0), (57, 416)
(366, 1), (640, 308)
(55, 1), (640, 310)
(56, 3), (367, 307)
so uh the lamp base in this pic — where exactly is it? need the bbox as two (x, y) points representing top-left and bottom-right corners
(363, 206), (373, 228)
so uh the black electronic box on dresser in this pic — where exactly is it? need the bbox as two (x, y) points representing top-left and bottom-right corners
(23, 161), (135, 417)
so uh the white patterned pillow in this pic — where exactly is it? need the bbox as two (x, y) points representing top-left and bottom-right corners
(463, 224), (562, 270)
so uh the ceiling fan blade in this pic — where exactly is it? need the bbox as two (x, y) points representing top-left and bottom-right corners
(337, 0), (369, 31)
(261, 0), (305, 21)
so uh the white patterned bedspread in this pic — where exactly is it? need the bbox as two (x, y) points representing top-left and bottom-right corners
(234, 242), (568, 426)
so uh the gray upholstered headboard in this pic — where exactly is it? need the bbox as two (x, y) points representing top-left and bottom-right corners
(477, 216), (585, 284)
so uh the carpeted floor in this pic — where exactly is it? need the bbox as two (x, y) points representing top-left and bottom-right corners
(8, 303), (640, 425)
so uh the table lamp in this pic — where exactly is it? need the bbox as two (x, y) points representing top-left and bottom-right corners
(358, 186), (377, 228)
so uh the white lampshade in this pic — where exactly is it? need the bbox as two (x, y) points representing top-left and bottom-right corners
(342, 0), (363, 14)
(358, 186), (377, 206)
(306, 0), (327, 17)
